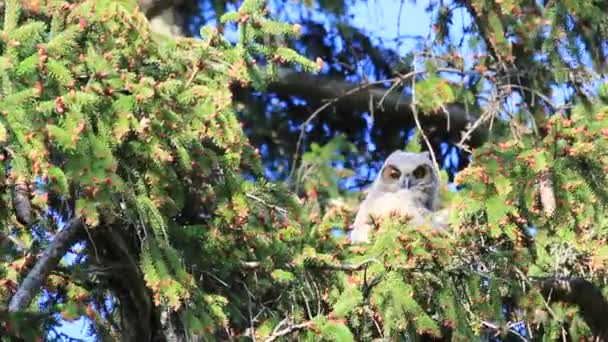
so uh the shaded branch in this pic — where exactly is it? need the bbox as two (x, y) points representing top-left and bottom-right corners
(538, 277), (608, 339)
(90, 226), (161, 341)
(264, 68), (488, 147)
(8, 217), (84, 312)
(140, 3), (489, 150)
(11, 182), (32, 226)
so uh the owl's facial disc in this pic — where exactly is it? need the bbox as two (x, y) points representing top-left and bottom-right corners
(402, 165), (430, 189)
(402, 177), (411, 189)
(381, 163), (432, 190)
(382, 165), (401, 181)
(412, 165), (427, 179)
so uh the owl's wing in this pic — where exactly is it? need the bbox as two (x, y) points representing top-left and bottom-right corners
(350, 191), (426, 243)
(350, 196), (375, 243)
(369, 191), (427, 217)
(349, 223), (372, 243)
(427, 207), (451, 230)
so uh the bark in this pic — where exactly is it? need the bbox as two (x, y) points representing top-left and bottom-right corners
(8, 218), (84, 312)
(11, 182), (32, 226)
(89, 226), (164, 342)
(266, 68), (488, 147)
(539, 277), (608, 339)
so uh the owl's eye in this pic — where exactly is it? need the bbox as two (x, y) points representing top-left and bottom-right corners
(412, 166), (427, 179)
(383, 165), (401, 180)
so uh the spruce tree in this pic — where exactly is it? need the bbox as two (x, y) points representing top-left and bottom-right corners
(1, 0), (608, 341)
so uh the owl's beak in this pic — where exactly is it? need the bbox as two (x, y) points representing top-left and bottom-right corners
(402, 177), (411, 189)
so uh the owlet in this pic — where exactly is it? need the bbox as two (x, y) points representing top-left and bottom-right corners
(350, 150), (440, 243)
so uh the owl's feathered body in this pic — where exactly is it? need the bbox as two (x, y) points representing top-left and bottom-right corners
(350, 151), (440, 243)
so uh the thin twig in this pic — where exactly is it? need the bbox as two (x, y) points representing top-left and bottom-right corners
(499, 84), (558, 110)
(310, 259), (380, 271)
(456, 111), (491, 152)
(365, 305), (384, 338)
(288, 79), (390, 183)
(263, 321), (312, 342)
(378, 70), (421, 108)
(300, 288), (313, 320)
(240, 258), (379, 272)
(410, 57), (441, 176)
(184, 65), (200, 87)
(202, 270), (230, 288)
(245, 193), (288, 216)
(481, 320), (529, 342)
(287, 66), (471, 184)
(396, 0), (406, 52)
(246, 283), (257, 342)
(84, 226), (100, 263)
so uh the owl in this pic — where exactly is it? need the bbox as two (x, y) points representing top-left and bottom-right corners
(350, 150), (440, 243)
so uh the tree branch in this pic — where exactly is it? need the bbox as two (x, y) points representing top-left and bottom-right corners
(138, 2), (489, 149)
(90, 226), (160, 341)
(8, 217), (84, 312)
(265, 68), (488, 147)
(538, 277), (608, 339)
(307, 259), (380, 272)
(11, 182), (32, 226)
(240, 258), (379, 272)
(263, 320), (312, 342)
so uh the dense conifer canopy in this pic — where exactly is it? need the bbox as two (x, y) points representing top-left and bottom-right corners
(0, 0), (608, 340)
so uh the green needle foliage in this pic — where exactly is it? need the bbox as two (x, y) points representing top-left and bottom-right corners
(0, 0), (607, 341)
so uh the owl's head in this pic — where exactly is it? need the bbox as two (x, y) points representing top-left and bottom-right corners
(374, 150), (439, 208)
